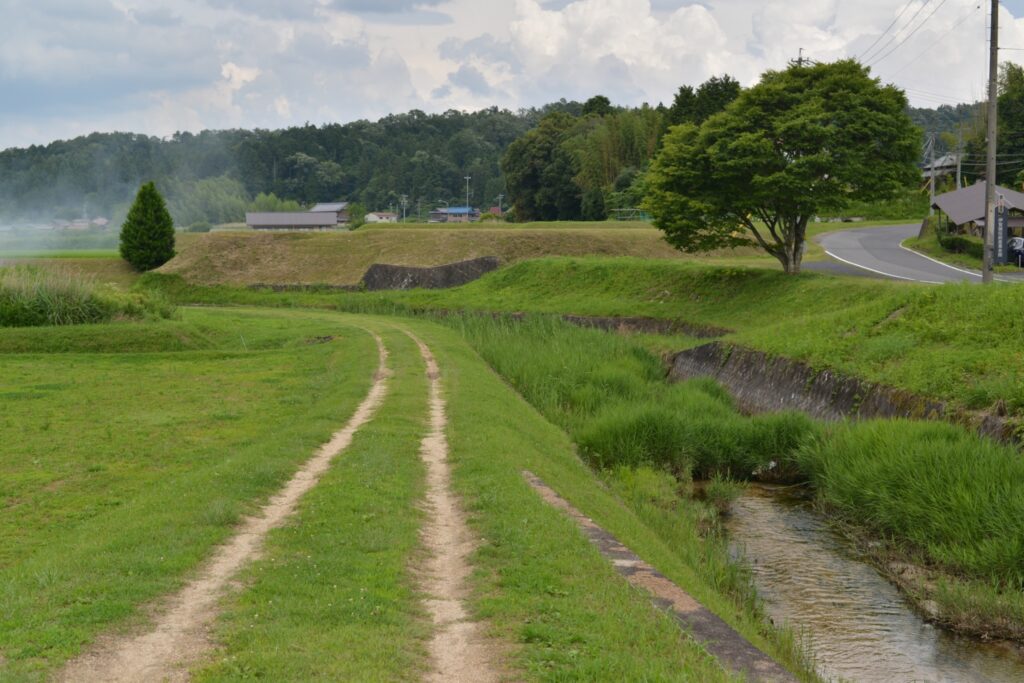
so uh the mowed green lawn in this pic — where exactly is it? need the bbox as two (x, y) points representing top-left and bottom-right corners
(0, 307), (811, 681)
(0, 308), (379, 680)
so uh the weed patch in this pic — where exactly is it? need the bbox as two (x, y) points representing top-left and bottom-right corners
(0, 265), (172, 327)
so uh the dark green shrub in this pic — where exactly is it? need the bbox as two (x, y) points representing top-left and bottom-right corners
(938, 233), (984, 260)
(120, 181), (176, 271)
(186, 220), (212, 233)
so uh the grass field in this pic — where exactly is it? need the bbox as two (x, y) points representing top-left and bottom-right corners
(1, 307), (824, 680)
(0, 309), (379, 679)
(0, 219), (910, 293)
(143, 252), (1024, 415)
(7, 216), (1019, 676)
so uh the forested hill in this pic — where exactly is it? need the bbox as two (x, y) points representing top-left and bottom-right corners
(0, 104), (582, 227)
(0, 92), (968, 228)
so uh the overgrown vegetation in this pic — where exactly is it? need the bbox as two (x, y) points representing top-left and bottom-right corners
(0, 265), (172, 327)
(796, 420), (1024, 588)
(445, 313), (1024, 641)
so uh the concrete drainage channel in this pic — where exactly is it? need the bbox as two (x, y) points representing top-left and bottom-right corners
(669, 341), (1017, 444)
(523, 471), (796, 683)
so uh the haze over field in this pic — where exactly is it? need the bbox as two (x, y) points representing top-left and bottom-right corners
(6, 0), (1024, 150)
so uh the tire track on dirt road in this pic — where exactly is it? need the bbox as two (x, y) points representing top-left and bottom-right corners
(58, 331), (390, 683)
(404, 331), (503, 683)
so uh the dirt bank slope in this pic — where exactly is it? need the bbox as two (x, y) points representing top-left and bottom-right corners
(159, 228), (699, 286)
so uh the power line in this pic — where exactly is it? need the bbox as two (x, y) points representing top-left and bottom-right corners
(868, 0), (952, 67)
(858, 0), (918, 61)
(862, 0), (934, 64)
(886, 2), (982, 77)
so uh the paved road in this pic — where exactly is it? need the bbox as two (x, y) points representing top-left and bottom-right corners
(812, 223), (1024, 284)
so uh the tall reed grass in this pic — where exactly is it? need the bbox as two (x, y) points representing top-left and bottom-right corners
(453, 314), (816, 478)
(795, 420), (1024, 588)
(453, 312), (1024, 594)
(0, 265), (174, 327)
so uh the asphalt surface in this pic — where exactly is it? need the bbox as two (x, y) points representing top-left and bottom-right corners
(813, 223), (1024, 284)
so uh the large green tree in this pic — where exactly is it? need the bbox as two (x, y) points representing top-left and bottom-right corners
(645, 60), (920, 274)
(119, 181), (175, 271)
(501, 112), (583, 221)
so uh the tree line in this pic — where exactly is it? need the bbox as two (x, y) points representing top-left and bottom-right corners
(500, 77), (741, 222)
(0, 106), (574, 227)
(4, 78), (1002, 232)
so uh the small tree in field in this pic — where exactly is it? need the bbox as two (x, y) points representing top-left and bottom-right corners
(120, 181), (175, 271)
(644, 60), (920, 274)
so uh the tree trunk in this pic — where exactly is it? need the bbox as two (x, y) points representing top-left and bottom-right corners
(780, 217), (808, 275)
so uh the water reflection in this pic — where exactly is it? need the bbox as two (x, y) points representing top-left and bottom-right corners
(725, 486), (1024, 683)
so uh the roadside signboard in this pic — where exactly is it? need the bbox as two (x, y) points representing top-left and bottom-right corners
(995, 204), (1009, 265)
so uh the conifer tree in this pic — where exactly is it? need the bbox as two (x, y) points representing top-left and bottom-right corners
(120, 181), (175, 271)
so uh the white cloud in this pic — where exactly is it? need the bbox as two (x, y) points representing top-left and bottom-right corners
(4, 0), (1024, 149)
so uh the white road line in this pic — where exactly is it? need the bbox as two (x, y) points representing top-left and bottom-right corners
(898, 240), (1021, 283)
(897, 241), (982, 278)
(823, 249), (943, 284)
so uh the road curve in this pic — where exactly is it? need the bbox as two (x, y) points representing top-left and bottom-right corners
(814, 224), (980, 284)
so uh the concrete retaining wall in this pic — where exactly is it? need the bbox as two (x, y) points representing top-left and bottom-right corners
(361, 256), (500, 290)
(669, 342), (1015, 443)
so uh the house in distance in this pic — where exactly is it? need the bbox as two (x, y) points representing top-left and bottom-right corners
(246, 201), (350, 230)
(428, 206), (480, 223)
(365, 211), (398, 224)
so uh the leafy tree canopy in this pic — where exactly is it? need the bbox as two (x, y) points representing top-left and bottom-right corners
(645, 60), (920, 274)
(582, 95), (614, 117)
(667, 74), (741, 127)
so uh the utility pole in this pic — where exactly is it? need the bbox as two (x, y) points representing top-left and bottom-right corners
(400, 194), (408, 222)
(797, 47), (805, 67)
(464, 176), (471, 223)
(956, 125), (963, 188)
(983, 0), (999, 283)
(497, 193), (504, 215)
(928, 132), (936, 216)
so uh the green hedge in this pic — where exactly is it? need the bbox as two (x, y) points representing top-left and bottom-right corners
(938, 233), (984, 259)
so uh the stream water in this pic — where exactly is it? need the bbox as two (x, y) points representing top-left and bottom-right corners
(724, 486), (1024, 683)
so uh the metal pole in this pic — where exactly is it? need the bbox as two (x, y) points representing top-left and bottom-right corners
(983, 0), (999, 283)
(464, 176), (471, 223)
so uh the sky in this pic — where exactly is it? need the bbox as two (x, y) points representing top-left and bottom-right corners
(4, 0), (1024, 150)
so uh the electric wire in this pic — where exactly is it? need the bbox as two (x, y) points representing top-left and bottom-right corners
(868, 0), (952, 67)
(858, 0), (918, 61)
(886, 2), (983, 77)
(861, 0), (934, 64)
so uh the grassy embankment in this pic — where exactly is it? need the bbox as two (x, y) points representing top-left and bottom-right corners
(193, 314), (786, 681)
(0, 309), (380, 680)
(146, 255), (1024, 415)
(3, 218), (907, 290)
(447, 314), (1024, 642)
(0, 307), (814, 680)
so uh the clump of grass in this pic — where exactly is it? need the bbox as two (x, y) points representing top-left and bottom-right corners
(703, 473), (744, 515)
(0, 265), (174, 327)
(794, 420), (1024, 588)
